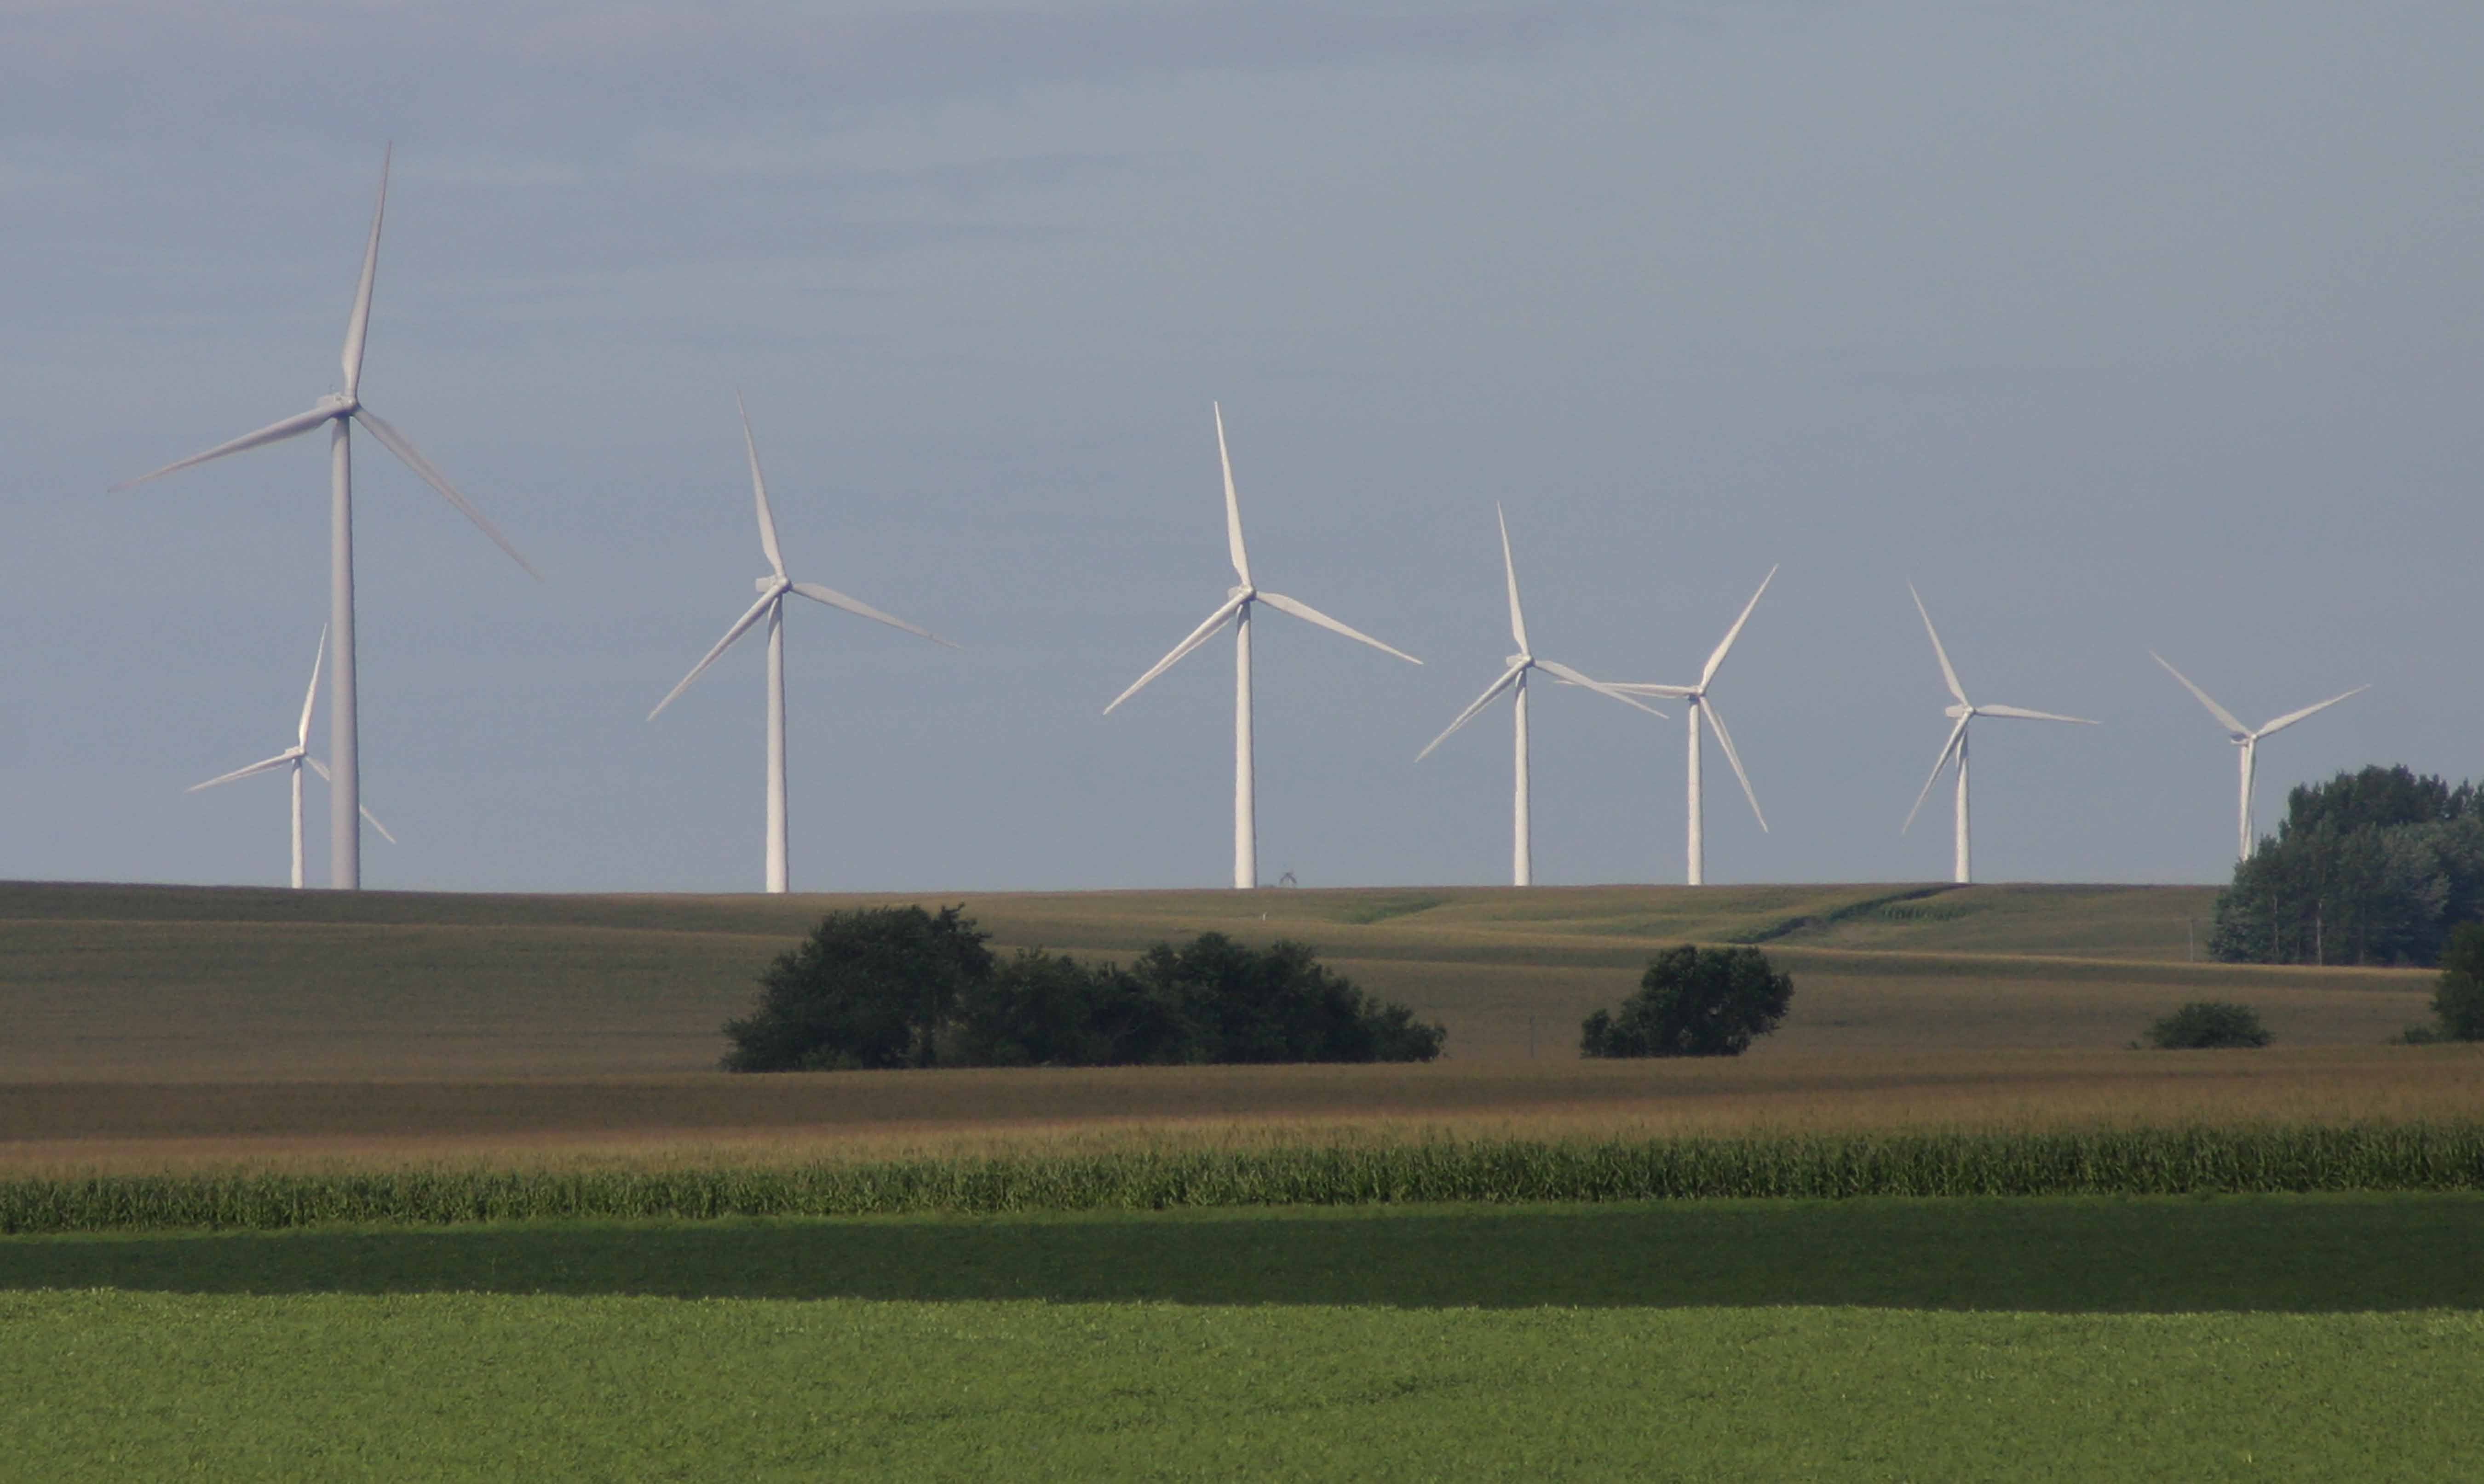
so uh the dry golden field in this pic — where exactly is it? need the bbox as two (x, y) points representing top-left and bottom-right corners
(0, 878), (2462, 1175)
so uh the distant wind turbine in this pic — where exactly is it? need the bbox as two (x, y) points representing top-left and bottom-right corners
(649, 394), (955, 894)
(2150, 653), (2367, 862)
(1608, 566), (1777, 885)
(1903, 585), (2097, 884)
(116, 146), (535, 890)
(188, 628), (395, 889)
(1419, 506), (1660, 886)
(1104, 404), (1422, 890)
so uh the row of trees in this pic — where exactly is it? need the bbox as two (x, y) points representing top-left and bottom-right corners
(723, 906), (1446, 1071)
(2211, 766), (2484, 966)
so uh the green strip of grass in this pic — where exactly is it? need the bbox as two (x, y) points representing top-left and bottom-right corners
(7, 1123), (2482, 1234)
(3, 1197), (2480, 1480)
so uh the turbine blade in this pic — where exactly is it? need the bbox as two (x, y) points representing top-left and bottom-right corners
(1903, 715), (1970, 834)
(788, 580), (954, 648)
(1417, 663), (1525, 760)
(1214, 402), (1250, 587)
(302, 755), (391, 840)
(1104, 593), (1247, 714)
(1977, 703), (2098, 724)
(1535, 659), (1664, 716)
(1255, 590), (1420, 665)
(1496, 503), (1529, 653)
(1605, 682), (1698, 698)
(353, 408), (541, 578)
(649, 590), (778, 720)
(188, 751), (300, 792)
(2256, 685), (2369, 739)
(340, 144), (390, 399)
(1700, 564), (1778, 689)
(2150, 652), (2248, 736)
(1703, 703), (1768, 832)
(737, 389), (785, 577)
(1909, 583), (1968, 705)
(113, 405), (337, 490)
(297, 625), (328, 749)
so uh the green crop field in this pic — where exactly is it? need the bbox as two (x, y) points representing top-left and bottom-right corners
(5, 1196), (2481, 1480)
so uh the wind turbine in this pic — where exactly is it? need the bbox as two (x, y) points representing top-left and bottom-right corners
(2150, 653), (2367, 862)
(1419, 506), (1660, 886)
(1104, 404), (1422, 890)
(649, 394), (954, 894)
(1608, 566), (1777, 885)
(188, 628), (395, 889)
(116, 147), (535, 890)
(1902, 585), (2097, 884)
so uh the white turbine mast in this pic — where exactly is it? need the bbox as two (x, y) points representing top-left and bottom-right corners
(117, 146), (533, 890)
(649, 394), (955, 894)
(1607, 566), (1777, 885)
(1901, 585), (2097, 884)
(187, 627), (395, 888)
(2150, 652), (2367, 863)
(1105, 403), (1421, 889)
(1419, 505), (1661, 886)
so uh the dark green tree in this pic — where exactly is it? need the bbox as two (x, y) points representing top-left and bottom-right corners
(2210, 767), (2484, 966)
(944, 950), (1186, 1067)
(2144, 1001), (2270, 1049)
(1580, 945), (1794, 1058)
(1132, 933), (1445, 1064)
(2431, 922), (2484, 1041)
(722, 905), (993, 1071)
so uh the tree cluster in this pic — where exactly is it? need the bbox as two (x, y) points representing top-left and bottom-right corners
(2144, 1000), (2271, 1049)
(722, 905), (1446, 1072)
(1580, 945), (1794, 1058)
(2210, 767), (2484, 967)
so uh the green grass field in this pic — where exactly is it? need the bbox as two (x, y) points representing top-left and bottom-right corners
(6, 1196), (2480, 1479)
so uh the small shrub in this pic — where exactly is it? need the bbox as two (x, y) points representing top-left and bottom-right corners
(1581, 945), (1794, 1058)
(2145, 1001), (2271, 1050)
(2430, 922), (2484, 1041)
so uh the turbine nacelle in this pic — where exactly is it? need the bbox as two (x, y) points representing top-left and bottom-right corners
(757, 575), (791, 596)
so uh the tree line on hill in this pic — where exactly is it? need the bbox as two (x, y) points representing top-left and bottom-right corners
(2210, 766), (2484, 967)
(723, 908), (1808, 1071)
(723, 905), (1446, 1071)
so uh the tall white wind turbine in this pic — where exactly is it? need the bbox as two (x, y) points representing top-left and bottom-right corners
(2150, 653), (2367, 862)
(1105, 404), (1422, 889)
(1608, 566), (1777, 885)
(649, 395), (955, 894)
(116, 147), (534, 890)
(187, 628), (395, 888)
(1419, 506), (1660, 886)
(1902, 585), (2097, 884)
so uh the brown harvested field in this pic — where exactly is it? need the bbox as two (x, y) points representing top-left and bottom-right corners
(1, 878), (2462, 1175)
(4, 1048), (2480, 1176)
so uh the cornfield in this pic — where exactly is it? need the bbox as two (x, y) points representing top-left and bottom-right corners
(6, 1123), (2479, 1234)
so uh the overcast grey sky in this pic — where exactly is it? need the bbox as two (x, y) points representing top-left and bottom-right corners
(3, 0), (2478, 893)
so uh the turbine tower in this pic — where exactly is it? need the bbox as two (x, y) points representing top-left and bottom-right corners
(1902, 585), (2097, 884)
(1610, 566), (1777, 885)
(117, 147), (535, 890)
(187, 628), (395, 888)
(650, 395), (954, 894)
(1419, 506), (1659, 886)
(2150, 652), (2367, 862)
(1104, 404), (1421, 890)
